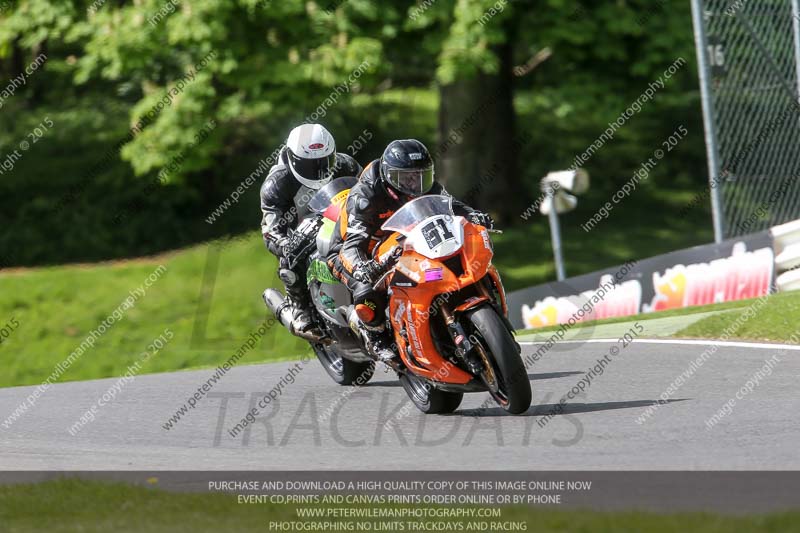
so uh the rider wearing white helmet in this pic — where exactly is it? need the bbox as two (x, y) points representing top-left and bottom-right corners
(260, 124), (362, 333)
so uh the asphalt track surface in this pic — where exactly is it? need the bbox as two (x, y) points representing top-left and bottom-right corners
(2, 338), (799, 470)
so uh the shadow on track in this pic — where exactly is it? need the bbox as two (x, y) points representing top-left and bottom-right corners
(528, 371), (584, 380)
(361, 370), (584, 388)
(458, 399), (688, 417)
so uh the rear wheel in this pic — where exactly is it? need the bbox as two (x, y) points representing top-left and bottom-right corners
(467, 306), (531, 414)
(313, 344), (375, 386)
(399, 372), (463, 414)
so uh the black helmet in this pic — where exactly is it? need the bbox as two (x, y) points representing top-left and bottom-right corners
(380, 139), (434, 197)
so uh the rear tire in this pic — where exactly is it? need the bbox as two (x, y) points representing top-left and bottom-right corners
(399, 373), (463, 414)
(467, 306), (531, 414)
(313, 344), (375, 386)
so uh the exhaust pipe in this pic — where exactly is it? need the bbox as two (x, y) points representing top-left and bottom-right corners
(262, 289), (326, 343)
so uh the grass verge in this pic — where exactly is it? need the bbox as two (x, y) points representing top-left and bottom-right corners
(518, 291), (800, 345)
(0, 233), (308, 389)
(676, 290), (800, 342)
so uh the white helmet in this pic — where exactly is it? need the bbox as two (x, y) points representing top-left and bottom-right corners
(284, 124), (336, 189)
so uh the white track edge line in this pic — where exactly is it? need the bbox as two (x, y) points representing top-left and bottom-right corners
(518, 338), (800, 351)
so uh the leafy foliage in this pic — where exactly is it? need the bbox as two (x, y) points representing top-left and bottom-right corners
(0, 0), (707, 266)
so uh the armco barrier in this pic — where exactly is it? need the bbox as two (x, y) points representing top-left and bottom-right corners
(772, 219), (800, 292)
(506, 222), (798, 330)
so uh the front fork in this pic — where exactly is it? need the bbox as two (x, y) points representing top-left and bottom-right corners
(439, 304), (482, 374)
(440, 278), (515, 382)
(440, 275), (497, 375)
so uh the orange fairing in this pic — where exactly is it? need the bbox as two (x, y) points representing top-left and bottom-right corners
(388, 285), (473, 384)
(374, 233), (402, 264)
(382, 222), (496, 384)
(460, 222), (493, 280)
(324, 188), (351, 222)
(335, 191), (352, 238)
(454, 296), (490, 313)
(488, 265), (508, 317)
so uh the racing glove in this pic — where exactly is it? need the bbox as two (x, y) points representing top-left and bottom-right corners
(282, 218), (321, 268)
(283, 231), (307, 261)
(352, 259), (384, 285)
(467, 211), (495, 230)
(263, 232), (290, 259)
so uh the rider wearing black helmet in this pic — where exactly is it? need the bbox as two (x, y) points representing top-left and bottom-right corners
(329, 139), (493, 361)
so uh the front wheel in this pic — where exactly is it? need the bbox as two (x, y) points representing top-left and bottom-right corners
(467, 306), (531, 414)
(313, 344), (375, 386)
(399, 372), (463, 414)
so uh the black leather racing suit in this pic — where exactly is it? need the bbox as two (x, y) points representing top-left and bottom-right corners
(328, 160), (477, 326)
(260, 148), (362, 306)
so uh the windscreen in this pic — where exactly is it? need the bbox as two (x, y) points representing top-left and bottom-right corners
(308, 177), (358, 214)
(381, 195), (454, 235)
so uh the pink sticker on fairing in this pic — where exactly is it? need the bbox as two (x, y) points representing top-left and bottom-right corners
(425, 268), (443, 281)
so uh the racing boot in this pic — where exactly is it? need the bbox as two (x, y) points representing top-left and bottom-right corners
(283, 294), (314, 333)
(350, 306), (397, 362)
(279, 267), (316, 334)
(363, 326), (397, 363)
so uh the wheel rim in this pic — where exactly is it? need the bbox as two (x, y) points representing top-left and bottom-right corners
(481, 371), (510, 407)
(486, 380), (510, 407)
(473, 335), (511, 407)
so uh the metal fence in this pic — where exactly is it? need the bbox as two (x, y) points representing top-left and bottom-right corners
(692, 0), (800, 242)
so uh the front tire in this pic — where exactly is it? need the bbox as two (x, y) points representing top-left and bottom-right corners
(399, 372), (463, 414)
(313, 344), (375, 386)
(467, 306), (531, 414)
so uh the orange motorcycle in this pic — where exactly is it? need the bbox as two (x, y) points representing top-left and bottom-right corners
(265, 183), (531, 414)
(371, 195), (531, 414)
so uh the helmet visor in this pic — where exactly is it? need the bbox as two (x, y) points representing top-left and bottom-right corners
(287, 151), (336, 183)
(385, 166), (434, 196)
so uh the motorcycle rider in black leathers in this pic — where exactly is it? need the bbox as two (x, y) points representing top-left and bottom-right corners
(328, 139), (493, 361)
(260, 124), (362, 333)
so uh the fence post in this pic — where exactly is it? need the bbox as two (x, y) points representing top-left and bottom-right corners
(691, 0), (725, 243)
(791, 0), (800, 100)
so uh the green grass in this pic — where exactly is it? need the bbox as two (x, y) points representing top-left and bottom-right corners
(0, 233), (309, 389)
(518, 291), (800, 345)
(2, 479), (800, 533)
(517, 297), (756, 337)
(676, 290), (800, 342)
